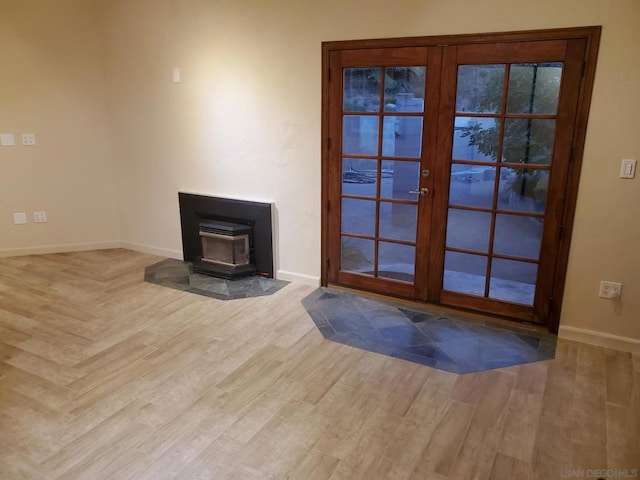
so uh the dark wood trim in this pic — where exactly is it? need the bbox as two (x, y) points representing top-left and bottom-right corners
(322, 26), (601, 52)
(499, 162), (551, 170)
(426, 45), (457, 304)
(445, 204), (541, 215)
(339, 233), (419, 248)
(533, 38), (587, 330)
(320, 43), (330, 287)
(447, 205), (546, 219)
(548, 31), (601, 333)
(342, 154), (425, 161)
(414, 46), (443, 300)
(443, 247), (540, 264)
(455, 41), (566, 64)
(340, 47), (430, 66)
(456, 112), (558, 120)
(343, 112), (429, 117)
(440, 290), (537, 322)
(448, 159), (551, 170)
(336, 271), (415, 298)
(326, 51), (343, 283)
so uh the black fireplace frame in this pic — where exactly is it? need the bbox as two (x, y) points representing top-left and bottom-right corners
(178, 192), (274, 278)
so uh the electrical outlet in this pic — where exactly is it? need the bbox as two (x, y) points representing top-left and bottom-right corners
(33, 211), (47, 223)
(22, 133), (36, 146)
(599, 281), (622, 299)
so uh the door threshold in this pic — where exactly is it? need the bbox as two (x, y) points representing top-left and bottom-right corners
(326, 282), (550, 334)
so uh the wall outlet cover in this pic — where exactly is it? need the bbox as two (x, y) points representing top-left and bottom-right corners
(22, 133), (36, 146)
(33, 211), (47, 223)
(599, 281), (622, 299)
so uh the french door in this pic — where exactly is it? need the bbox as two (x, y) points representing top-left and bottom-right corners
(326, 46), (440, 300)
(322, 28), (600, 329)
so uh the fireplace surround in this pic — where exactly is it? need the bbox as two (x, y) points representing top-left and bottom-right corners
(178, 193), (274, 278)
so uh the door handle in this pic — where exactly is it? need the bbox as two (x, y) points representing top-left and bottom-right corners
(409, 187), (430, 197)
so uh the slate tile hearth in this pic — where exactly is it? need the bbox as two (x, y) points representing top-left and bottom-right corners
(302, 287), (557, 374)
(144, 259), (288, 300)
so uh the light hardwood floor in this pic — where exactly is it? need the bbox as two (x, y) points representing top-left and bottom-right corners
(0, 249), (638, 479)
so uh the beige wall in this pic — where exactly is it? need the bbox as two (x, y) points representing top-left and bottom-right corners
(2, 0), (638, 341)
(0, 1), (120, 253)
(98, 0), (639, 340)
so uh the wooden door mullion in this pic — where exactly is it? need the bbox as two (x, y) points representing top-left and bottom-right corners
(487, 66), (512, 296)
(483, 64), (512, 299)
(426, 45), (458, 303)
(372, 67), (387, 279)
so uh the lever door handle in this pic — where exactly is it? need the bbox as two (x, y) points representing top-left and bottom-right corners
(409, 187), (430, 197)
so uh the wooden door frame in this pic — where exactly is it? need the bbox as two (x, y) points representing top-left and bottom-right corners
(321, 26), (601, 333)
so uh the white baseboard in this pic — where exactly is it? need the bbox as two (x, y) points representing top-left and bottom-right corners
(277, 270), (320, 286)
(558, 325), (640, 354)
(0, 241), (123, 258)
(120, 241), (182, 260)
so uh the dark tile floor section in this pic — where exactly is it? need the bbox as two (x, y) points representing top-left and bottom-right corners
(144, 259), (289, 301)
(301, 287), (557, 374)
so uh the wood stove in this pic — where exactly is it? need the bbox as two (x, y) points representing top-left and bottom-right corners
(193, 219), (258, 279)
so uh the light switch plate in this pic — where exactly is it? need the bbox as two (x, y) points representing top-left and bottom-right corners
(620, 159), (636, 179)
(13, 213), (27, 225)
(172, 68), (181, 83)
(0, 133), (15, 146)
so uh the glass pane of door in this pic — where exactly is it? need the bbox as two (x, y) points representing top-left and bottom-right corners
(340, 65), (426, 285)
(443, 62), (563, 306)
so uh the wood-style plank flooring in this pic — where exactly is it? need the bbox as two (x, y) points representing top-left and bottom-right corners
(0, 249), (638, 479)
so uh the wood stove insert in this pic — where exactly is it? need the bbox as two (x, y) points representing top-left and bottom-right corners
(194, 219), (258, 279)
(179, 193), (274, 279)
